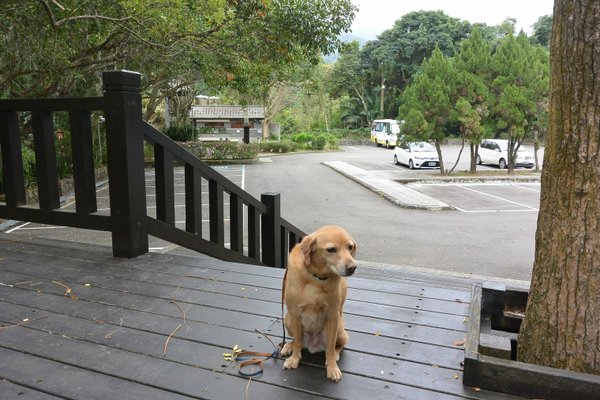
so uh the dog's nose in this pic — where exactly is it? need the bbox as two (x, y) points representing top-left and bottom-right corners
(346, 264), (357, 276)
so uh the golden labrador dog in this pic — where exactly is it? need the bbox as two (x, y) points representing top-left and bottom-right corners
(280, 225), (357, 382)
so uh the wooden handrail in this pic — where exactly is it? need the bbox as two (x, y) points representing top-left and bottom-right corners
(0, 70), (304, 267)
(143, 121), (267, 213)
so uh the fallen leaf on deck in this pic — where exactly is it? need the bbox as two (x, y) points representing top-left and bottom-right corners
(374, 331), (381, 336)
(473, 387), (481, 392)
(453, 339), (465, 347)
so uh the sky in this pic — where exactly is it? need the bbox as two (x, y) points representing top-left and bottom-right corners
(350, 0), (554, 41)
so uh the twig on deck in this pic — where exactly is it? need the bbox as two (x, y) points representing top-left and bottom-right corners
(166, 284), (181, 297)
(170, 300), (187, 324)
(104, 317), (123, 339)
(52, 280), (74, 298)
(162, 300), (187, 356)
(245, 377), (253, 400)
(163, 323), (183, 356)
(0, 315), (48, 331)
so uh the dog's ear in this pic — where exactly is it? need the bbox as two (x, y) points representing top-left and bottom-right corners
(300, 234), (317, 267)
(350, 238), (357, 257)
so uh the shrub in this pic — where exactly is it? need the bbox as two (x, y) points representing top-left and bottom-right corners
(278, 113), (301, 135)
(162, 124), (196, 142)
(311, 135), (327, 150)
(291, 132), (316, 143)
(258, 140), (299, 153)
(181, 141), (258, 160)
(289, 131), (339, 150)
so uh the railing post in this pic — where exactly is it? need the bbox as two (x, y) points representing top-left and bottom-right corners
(261, 192), (282, 268)
(103, 70), (148, 257)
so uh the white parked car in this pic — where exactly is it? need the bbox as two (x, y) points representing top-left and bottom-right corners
(393, 141), (440, 169)
(478, 139), (534, 169)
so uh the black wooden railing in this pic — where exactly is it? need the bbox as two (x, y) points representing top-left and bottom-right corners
(0, 70), (303, 268)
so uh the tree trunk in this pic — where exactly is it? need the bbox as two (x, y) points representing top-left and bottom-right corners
(446, 138), (465, 175)
(534, 130), (540, 171)
(469, 142), (478, 173)
(434, 140), (445, 175)
(518, 0), (600, 374)
(262, 118), (270, 141)
(380, 76), (385, 118)
(354, 87), (370, 126)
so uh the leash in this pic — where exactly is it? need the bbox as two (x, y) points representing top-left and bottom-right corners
(229, 268), (288, 378)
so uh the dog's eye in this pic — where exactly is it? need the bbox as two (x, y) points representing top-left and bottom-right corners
(326, 247), (336, 253)
(348, 244), (354, 251)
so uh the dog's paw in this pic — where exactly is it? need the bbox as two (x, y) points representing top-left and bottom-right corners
(283, 356), (300, 370)
(326, 365), (342, 382)
(279, 342), (293, 357)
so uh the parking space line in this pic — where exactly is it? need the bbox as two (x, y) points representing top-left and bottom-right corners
(514, 184), (541, 193)
(5, 222), (30, 233)
(456, 184), (539, 211)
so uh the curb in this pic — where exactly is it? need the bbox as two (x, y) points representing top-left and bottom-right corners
(323, 161), (452, 211)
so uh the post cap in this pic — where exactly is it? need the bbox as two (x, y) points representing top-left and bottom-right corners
(103, 70), (141, 92)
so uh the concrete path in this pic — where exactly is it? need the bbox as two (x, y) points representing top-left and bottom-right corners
(323, 161), (452, 211)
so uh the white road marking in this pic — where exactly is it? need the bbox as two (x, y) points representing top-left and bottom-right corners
(241, 165), (245, 190)
(12, 226), (69, 230)
(5, 222), (30, 233)
(456, 184), (539, 211)
(514, 184), (541, 193)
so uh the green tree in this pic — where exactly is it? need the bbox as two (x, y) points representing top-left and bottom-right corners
(363, 11), (471, 119)
(518, 0), (600, 374)
(451, 27), (493, 173)
(0, 0), (356, 123)
(329, 41), (373, 125)
(531, 15), (553, 48)
(490, 33), (549, 174)
(399, 48), (455, 174)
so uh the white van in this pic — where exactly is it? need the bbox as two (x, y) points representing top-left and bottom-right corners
(371, 119), (401, 148)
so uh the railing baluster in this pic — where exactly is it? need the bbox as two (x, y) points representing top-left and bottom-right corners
(1, 70), (306, 265)
(230, 193), (243, 253)
(184, 164), (202, 235)
(31, 111), (60, 210)
(289, 231), (298, 249)
(261, 193), (282, 268)
(155, 144), (175, 225)
(248, 206), (260, 261)
(209, 179), (224, 245)
(69, 110), (97, 214)
(281, 226), (289, 267)
(0, 111), (26, 206)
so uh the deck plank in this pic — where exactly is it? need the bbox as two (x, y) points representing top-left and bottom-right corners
(0, 379), (65, 400)
(0, 235), (526, 399)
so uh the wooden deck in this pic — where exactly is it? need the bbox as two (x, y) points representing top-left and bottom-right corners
(0, 235), (525, 400)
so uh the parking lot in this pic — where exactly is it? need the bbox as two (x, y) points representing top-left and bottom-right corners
(3, 145), (542, 282)
(408, 182), (540, 213)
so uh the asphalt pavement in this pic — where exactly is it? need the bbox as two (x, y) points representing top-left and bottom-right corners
(243, 145), (542, 285)
(2, 144), (542, 286)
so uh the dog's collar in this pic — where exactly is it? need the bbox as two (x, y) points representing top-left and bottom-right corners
(307, 270), (328, 281)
